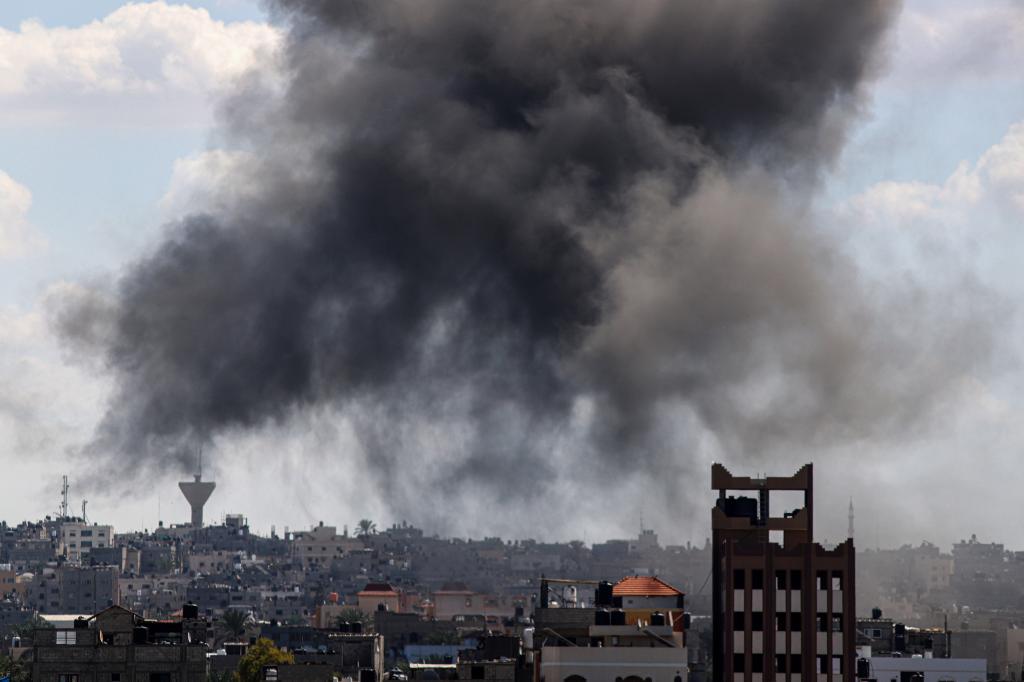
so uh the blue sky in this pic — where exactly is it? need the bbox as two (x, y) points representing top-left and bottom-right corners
(0, 0), (1022, 545)
(0, 0), (266, 29)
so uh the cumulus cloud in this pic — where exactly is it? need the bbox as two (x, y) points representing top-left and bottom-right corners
(846, 121), (1024, 225)
(0, 170), (45, 259)
(0, 1), (281, 126)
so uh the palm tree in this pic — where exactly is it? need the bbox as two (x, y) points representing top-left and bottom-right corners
(356, 519), (377, 536)
(218, 609), (249, 642)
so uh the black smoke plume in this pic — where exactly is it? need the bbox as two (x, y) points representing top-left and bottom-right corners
(57, 0), (990, 533)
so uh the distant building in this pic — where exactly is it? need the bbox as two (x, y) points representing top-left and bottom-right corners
(358, 583), (401, 617)
(292, 523), (362, 570)
(58, 523), (113, 564)
(29, 566), (118, 614)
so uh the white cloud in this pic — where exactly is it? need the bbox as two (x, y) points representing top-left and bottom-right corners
(0, 170), (46, 259)
(845, 121), (1024, 227)
(893, 1), (1024, 86)
(0, 1), (282, 126)
(0, 288), (111, 522)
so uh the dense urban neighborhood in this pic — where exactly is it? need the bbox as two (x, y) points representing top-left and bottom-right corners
(0, 465), (1019, 682)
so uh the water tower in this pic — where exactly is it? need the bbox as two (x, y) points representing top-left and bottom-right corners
(178, 449), (215, 527)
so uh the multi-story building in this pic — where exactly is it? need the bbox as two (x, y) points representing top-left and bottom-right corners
(292, 523), (362, 569)
(711, 463), (855, 682)
(28, 566), (119, 615)
(58, 523), (113, 564)
(31, 603), (208, 681)
(533, 576), (688, 682)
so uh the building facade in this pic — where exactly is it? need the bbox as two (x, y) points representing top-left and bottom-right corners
(711, 464), (855, 682)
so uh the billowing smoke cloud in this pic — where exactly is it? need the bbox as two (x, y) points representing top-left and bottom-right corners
(56, 0), (993, 533)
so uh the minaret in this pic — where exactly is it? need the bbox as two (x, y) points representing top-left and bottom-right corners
(848, 497), (854, 541)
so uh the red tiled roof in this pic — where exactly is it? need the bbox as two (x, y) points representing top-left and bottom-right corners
(612, 576), (683, 597)
(358, 581), (399, 596)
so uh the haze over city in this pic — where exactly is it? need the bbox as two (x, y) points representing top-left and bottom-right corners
(0, 0), (1022, 551)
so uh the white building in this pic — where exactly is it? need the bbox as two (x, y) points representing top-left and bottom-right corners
(859, 651), (985, 682)
(59, 523), (113, 564)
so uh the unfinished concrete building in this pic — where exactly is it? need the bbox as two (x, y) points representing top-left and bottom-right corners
(711, 464), (854, 682)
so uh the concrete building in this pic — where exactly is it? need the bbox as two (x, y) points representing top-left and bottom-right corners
(292, 523), (362, 569)
(30, 603), (208, 681)
(856, 652), (985, 682)
(711, 464), (855, 682)
(58, 523), (112, 564)
(358, 583), (401, 616)
(533, 577), (688, 682)
(29, 566), (119, 615)
(433, 584), (520, 622)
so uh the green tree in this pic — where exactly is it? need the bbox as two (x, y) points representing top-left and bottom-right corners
(12, 614), (53, 645)
(335, 607), (369, 627)
(219, 609), (249, 640)
(356, 519), (377, 536)
(207, 672), (236, 682)
(237, 638), (294, 682)
(0, 653), (30, 682)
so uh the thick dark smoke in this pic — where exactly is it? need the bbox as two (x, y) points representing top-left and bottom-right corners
(56, 0), (991, 533)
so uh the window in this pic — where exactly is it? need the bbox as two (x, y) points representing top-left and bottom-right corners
(817, 655), (828, 674)
(816, 571), (828, 590)
(816, 614), (828, 632)
(734, 654), (745, 673)
(266, 668), (279, 681)
(150, 674), (171, 682)
(752, 654), (764, 673)
(733, 569), (746, 589)
(81, 530), (93, 537)
(868, 628), (882, 638)
(832, 656), (843, 674)
(776, 655), (786, 673)
(832, 615), (843, 632)
(111, 675), (121, 682)
(790, 612), (802, 631)
(751, 612), (763, 631)
(56, 631), (77, 645)
(790, 570), (802, 588)
(775, 571), (787, 590)
(832, 573), (843, 590)
(734, 611), (745, 630)
(752, 570), (764, 590)
(776, 613), (787, 631)
(790, 654), (802, 671)
(81, 541), (93, 548)
(58, 676), (79, 682)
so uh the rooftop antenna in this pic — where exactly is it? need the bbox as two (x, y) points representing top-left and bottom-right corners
(60, 475), (69, 520)
(848, 497), (854, 541)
